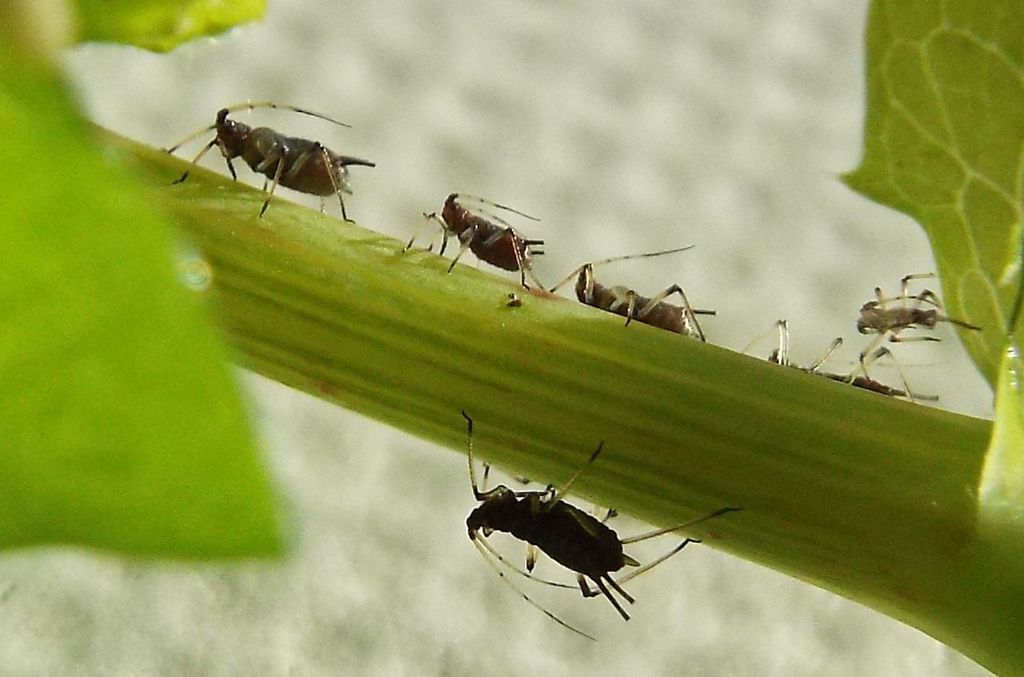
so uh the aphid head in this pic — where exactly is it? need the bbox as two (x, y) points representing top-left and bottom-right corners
(214, 108), (251, 158)
(441, 193), (464, 228)
(466, 485), (518, 538)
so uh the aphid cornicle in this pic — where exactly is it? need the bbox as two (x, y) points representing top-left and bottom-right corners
(165, 101), (375, 221)
(548, 248), (716, 341)
(461, 411), (739, 639)
(406, 193), (546, 288)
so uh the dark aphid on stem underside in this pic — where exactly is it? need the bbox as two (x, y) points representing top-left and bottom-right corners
(165, 101), (375, 221)
(461, 411), (739, 640)
(405, 193), (546, 288)
(549, 247), (716, 341)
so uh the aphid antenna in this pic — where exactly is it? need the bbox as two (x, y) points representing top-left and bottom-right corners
(164, 100), (353, 154)
(619, 506), (741, 545)
(462, 410), (488, 500)
(805, 337), (844, 373)
(548, 246), (697, 295)
(470, 537), (596, 641)
(547, 442), (604, 505)
(454, 193), (541, 221)
(404, 211), (447, 252)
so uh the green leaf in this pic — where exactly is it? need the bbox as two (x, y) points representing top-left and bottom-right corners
(74, 0), (266, 51)
(843, 0), (1024, 386)
(980, 342), (1024, 526)
(0, 41), (281, 557)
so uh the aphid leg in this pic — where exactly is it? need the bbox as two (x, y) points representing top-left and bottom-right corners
(864, 347), (939, 402)
(604, 575), (636, 606)
(313, 143), (351, 222)
(509, 232), (530, 288)
(257, 155), (285, 218)
(740, 319), (788, 361)
(578, 575), (632, 621)
(406, 212), (447, 253)
(854, 333), (887, 379)
(471, 537), (596, 640)
(526, 543), (539, 572)
(548, 264), (594, 297)
(613, 506), (740, 588)
(622, 290), (640, 327)
(774, 320), (792, 366)
(447, 225), (479, 273)
(637, 284), (708, 341)
(478, 227), (535, 288)
(900, 273), (938, 302)
(171, 138), (218, 185)
(524, 267), (548, 290)
(887, 334), (942, 345)
(615, 539), (701, 587)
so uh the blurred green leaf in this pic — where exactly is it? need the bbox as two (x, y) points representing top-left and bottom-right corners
(0, 40), (281, 557)
(74, 0), (265, 51)
(980, 341), (1024, 529)
(843, 0), (1024, 386)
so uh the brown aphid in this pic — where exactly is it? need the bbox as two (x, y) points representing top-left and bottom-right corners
(857, 273), (981, 338)
(549, 247), (715, 341)
(166, 101), (375, 221)
(461, 411), (738, 639)
(855, 273), (981, 376)
(406, 193), (545, 288)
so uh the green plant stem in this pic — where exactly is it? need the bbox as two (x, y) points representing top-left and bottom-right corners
(117, 131), (1018, 674)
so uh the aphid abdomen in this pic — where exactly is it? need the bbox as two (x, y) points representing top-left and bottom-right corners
(510, 502), (628, 578)
(637, 300), (684, 334)
(468, 224), (530, 272)
(588, 283), (626, 316)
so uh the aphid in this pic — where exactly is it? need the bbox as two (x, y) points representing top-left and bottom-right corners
(857, 273), (981, 341)
(856, 273), (981, 377)
(746, 320), (937, 401)
(461, 411), (738, 639)
(548, 247), (716, 341)
(406, 193), (546, 288)
(165, 101), (375, 221)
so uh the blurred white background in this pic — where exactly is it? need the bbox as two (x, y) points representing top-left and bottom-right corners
(0, 1), (995, 675)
